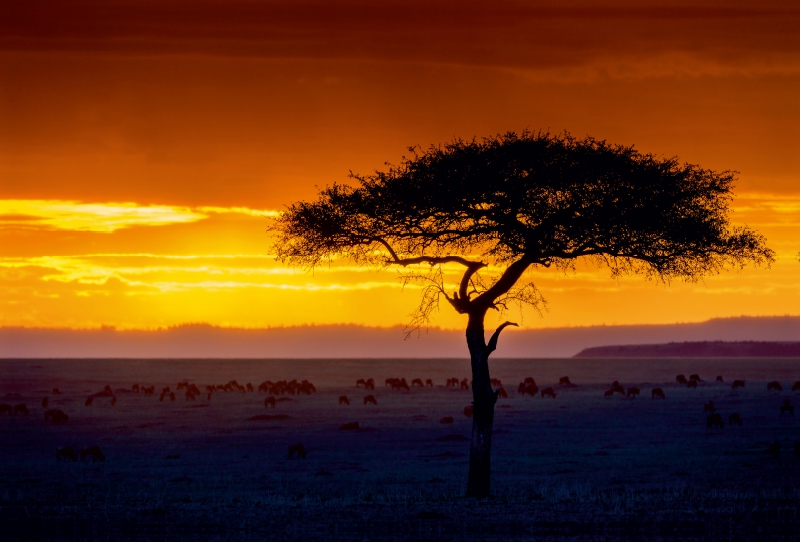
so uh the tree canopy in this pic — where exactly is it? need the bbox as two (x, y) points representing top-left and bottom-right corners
(272, 131), (773, 320)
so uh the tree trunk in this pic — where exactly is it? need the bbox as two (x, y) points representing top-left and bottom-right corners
(465, 312), (495, 498)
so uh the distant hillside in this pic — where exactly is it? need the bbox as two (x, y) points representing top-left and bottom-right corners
(575, 341), (800, 358)
(4, 316), (800, 358)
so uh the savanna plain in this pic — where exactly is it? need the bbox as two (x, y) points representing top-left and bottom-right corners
(1, 357), (799, 541)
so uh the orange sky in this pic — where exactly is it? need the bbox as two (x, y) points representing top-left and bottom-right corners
(2, 1), (800, 332)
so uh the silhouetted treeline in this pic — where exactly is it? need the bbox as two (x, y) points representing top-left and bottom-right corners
(575, 341), (800, 358)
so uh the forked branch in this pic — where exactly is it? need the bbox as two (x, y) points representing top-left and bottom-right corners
(486, 321), (518, 354)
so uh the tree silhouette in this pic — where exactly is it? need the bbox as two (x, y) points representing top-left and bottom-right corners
(270, 131), (773, 497)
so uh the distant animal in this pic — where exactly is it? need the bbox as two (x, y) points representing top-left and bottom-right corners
(0, 404), (12, 415)
(732, 380), (745, 389)
(792, 381), (800, 392)
(81, 445), (105, 462)
(676, 375), (688, 385)
(246, 383), (254, 392)
(780, 399), (794, 416)
(541, 387), (556, 399)
(110, 396), (117, 406)
(364, 395), (377, 405)
(626, 387), (640, 399)
(411, 378), (424, 387)
(767, 381), (783, 392)
(559, 376), (571, 385)
(425, 379), (433, 387)
(794, 441), (800, 458)
(520, 384), (538, 397)
(365, 378), (375, 390)
(356, 379), (366, 387)
(707, 413), (724, 429)
(41, 397), (48, 408)
(338, 396), (350, 405)
(490, 378), (502, 387)
(610, 382), (625, 395)
(524, 377), (536, 386)
(768, 441), (781, 458)
(44, 409), (68, 424)
(264, 397), (276, 408)
(728, 412), (743, 426)
(464, 405), (473, 418)
(132, 384), (140, 393)
(287, 443), (307, 459)
(689, 374), (702, 382)
(703, 400), (716, 413)
(385, 378), (394, 387)
(460, 379), (470, 390)
(84, 397), (93, 407)
(339, 422), (359, 431)
(13, 404), (28, 415)
(604, 389), (615, 398)
(52, 388), (61, 395)
(162, 386), (171, 395)
(447, 378), (458, 388)
(497, 388), (508, 398)
(56, 446), (78, 462)
(715, 375), (724, 383)
(440, 416), (454, 424)
(687, 380), (698, 389)
(651, 388), (665, 400)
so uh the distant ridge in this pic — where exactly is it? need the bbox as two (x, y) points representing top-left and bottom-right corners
(4, 316), (800, 358)
(575, 341), (800, 358)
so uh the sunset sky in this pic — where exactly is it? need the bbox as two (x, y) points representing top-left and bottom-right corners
(2, 1), (799, 333)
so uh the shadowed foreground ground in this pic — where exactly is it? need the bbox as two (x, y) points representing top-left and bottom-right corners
(1, 358), (799, 541)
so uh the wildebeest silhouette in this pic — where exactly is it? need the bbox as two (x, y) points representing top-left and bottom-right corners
(142, 386), (155, 397)
(609, 382), (625, 395)
(715, 375), (724, 383)
(425, 379), (433, 387)
(490, 378), (502, 387)
(364, 395), (377, 405)
(41, 397), (48, 408)
(689, 374), (702, 382)
(768, 441), (781, 458)
(339, 422), (359, 430)
(338, 396), (350, 405)
(161, 386), (170, 395)
(559, 376), (571, 385)
(365, 378), (375, 389)
(460, 379), (470, 390)
(651, 388), (665, 399)
(264, 396), (276, 408)
(132, 383), (140, 393)
(767, 381), (783, 392)
(676, 375), (688, 385)
(356, 379), (367, 387)
(687, 380), (698, 389)
(780, 399), (794, 416)
(626, 387), (640, 399)
(0, 404), (12, 415)
(440, 416), (455, 424)
(728, 412), (743, 426)
(56, 446), (78, 462)
(520, 384), (538, 397)
(792, 381), (800, 392)
(732, 380), (745, 389)
(288, 443), (307, 458)
(446, 378), (458, 388)
(604, 389), (615, 398)
(13, 404), (28, 415)
(703, 400), (715, 413)
(246, 382), (254, 392)
(524, 377), (536, 386)
(541, 387), (556, 399)
(706, 413), (724, 429)
(84, 397), (93, 407)
(464, 405), (473, 418)
(412, 378), (424, 387)
(497, 387), (508, 398)
(44, 409), (68, 424)
(794, 441), (800, 458)
(52, 388), (61, 395)
(81, 445), (105, 462)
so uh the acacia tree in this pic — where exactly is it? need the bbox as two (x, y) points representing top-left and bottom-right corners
(270, 131), (773, 497)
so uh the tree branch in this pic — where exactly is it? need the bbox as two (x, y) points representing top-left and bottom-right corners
(486, 321), (518, 354)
